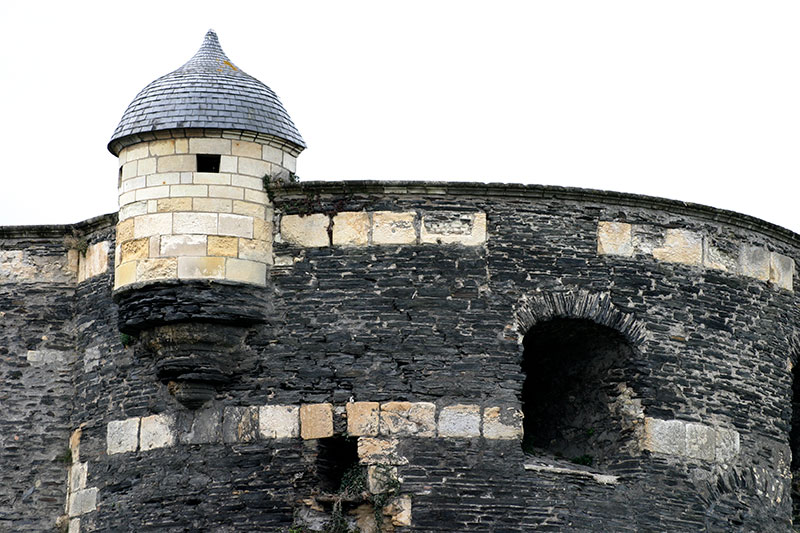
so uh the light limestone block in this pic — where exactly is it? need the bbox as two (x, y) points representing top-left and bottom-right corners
(238, 157), (271, 177)
(300, 403), (334, 440)
(193, 172), (231, 185)
(209, 185), (245, 200)
(232, 174), (264, 190)
(281, 214), (329, 247)
(137, 157), (156, 176)
(160, 235), (207, 257)
(333, 212), (370, 246)
(121, 162), (137, 180)
(208, 236), (239, 257)
(233, 140), (262, 158)
(220, 155), (238, 173)
(78, 241), (110, 282)
(244, 189), (269, 204)
(597, 221), (633, 257)
(147, 200), (158, 213)
(238, 238), (272, 263)
(482, 407), (523, 439)
(347, 402), (380, 436)
(146, 173), (180, 187)
(126, 144), (149, 161)
(137, 258), (178, 281)
(118, 191), (136, 207)
(283, 153), (297, 173)
(380, 402), (436, 437)
(259, 405), (300, 438)
(189, 138), (231, 154)
(193, 198), (233, 213)
(149, 139), (175, 156)
(173, 212), (218, 235)
(69, 518), (80, 533)
(386, 495), (412, 527)
(226, 258), (267, 285)
(114, 262), (137, 289)
(178, 257), (225, 279)
(121, 176), (145, 193)
(180, 172), (193, 184)
(715, 427), (740, 462)
(175, 138), (189, 153)
(68, 487), (98, 517)
(121, 238), (149, 263)
(170, 184), (208, 198)
(368, 465), (398, 494)
(135, 185), (170, 202)
(219, 214), (254, 238)
(254, 217), (272, 241)
(652, 229), (703, 265)
(26, 349), (70, 363)
(140, 414), (175, 451)
(739, 245), (771, 280)
(233, 200), (266, 218)
(133, 213), (172, 238)
(438, 404), (481, 437)
(686, 422), (715, 461)
(69, 462), (88, 492)
(107, 417), (139, 454)
(770, 252), (794, 291)
(643, 417), (686, 456)
(157, 198), (193, 212)
(119, 201), (148, 222)
(372, 212), (417, 245)
(357, 437), (407, 465)
(420, 212), (486, 245)
(158, 155), (196, 173)
(262, 145), (284, 164)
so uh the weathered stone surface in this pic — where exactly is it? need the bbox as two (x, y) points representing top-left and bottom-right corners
(367, 465), (398, 494)
(68, 487), (98, 517)
(78, 241), (110, 282)
(685, 422), (715, 461)
(259, 405), (300, 439)
(597, 221), (633, 257)
(346, 401), (380, 436)
(380, 402), (435, 437)
(180, 406), (222, 444)
(652, 229), (703, 265)
(207, 235), (239, 257)
(386, 495), (412, 526)
(739, 244), (771, 280)
(357, 437), (406, 465)
(715, 427), (741, 463)
(281, 214), (329, 247)
(107, 418), (140, 454)
(332, 212), (370, 246)
(420, 211), (486, 245)
(222, 406), (259, 443)
(372, 211), (416, 245)
(137, 257), (178, 281)
(770, 252), (795, 291)
(140, 414), (175, 451)
(69, 462), (88, 493)
(482, 407), (523, 439)
(300, 403), (334, 440)
(26, 349), (71, 364)
(642, 418), (686, 456)
(438, 404), (481, 437)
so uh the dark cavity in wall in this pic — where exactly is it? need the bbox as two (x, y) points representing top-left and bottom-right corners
(791, 354), (800, 529)
(521, 318), (634, 468)
(317, 436), (360, 493)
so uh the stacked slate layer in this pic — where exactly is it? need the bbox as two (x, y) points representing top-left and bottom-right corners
(2, 183), (799, 531)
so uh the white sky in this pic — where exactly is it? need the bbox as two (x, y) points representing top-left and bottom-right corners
(1, 1), (798, 233)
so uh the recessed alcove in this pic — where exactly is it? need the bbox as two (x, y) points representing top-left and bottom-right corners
(521, 318), (635, 468)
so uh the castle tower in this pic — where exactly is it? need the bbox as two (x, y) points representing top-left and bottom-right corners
(109, 30), (304, 407)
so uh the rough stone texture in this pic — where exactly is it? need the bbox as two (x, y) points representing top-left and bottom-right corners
(332, 211), (370, 246)
(281, 214), (330, 247)
(139, 414), (175, 451)
(107, 418), (140, 454)
(300, 403), (334, 440)
(380, 402), (436, 437)
(259, 405), (300, 439)
(346, 401), (380, 436)
(2, 182), (800, 531)
(438, 404), (481, 437)
(652, 228), (703, 265)
(372, 211), (417, 245)
(597, 221), (633, 256)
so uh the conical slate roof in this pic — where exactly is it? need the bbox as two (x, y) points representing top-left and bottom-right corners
(108, 30), (305, 155)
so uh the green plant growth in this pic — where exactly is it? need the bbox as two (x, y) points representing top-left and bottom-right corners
(570, 454), (594, 467)
(120, 333), (135, 348)
(63, 232), (88, 255)
(54, 448), (72, 464)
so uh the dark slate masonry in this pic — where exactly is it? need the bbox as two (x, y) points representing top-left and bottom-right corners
(1, 182), (799, 532)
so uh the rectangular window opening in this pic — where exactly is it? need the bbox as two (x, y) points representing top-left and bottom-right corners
(197, 154), (221, 173)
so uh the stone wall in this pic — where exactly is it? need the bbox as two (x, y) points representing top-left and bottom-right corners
(1, 182), (799, 531)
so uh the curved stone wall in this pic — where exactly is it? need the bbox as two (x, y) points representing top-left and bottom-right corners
(2, 182), (799, 531)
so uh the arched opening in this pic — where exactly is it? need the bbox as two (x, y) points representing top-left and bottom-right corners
(521, 318), (636, 468)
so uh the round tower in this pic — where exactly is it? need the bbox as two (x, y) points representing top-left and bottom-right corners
(110, 29), (304, 291)
(109, 30), (304, 407)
